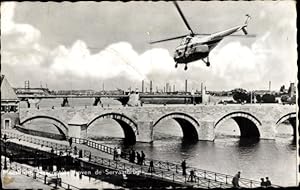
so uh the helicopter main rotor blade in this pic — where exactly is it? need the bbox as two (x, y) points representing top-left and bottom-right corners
(195, 33), (256, 37)
(173, 1), (194, 35)
(149, 35), (187, 44)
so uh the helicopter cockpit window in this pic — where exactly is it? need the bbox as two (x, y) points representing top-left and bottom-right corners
(180, 36), (192, 46)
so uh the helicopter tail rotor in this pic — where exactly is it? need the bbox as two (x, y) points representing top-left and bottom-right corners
(244, 14), (251, 25)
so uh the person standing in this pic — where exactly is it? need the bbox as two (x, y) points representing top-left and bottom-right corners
(260, 178), (266, 188)
(188, 170), (195, 182)
(181, 160), (187, 176)
(232, 171), (240, 188)
(89, 152), (92, 162)
(131, 150), (136, 163)
(136, 152), (141, 165)
(117, 147), (121, 161)
(148, 160), (155, 173)
(113, 147), (117, 161)
(265, 177), (271, 187)
(141, 151), (145, 165)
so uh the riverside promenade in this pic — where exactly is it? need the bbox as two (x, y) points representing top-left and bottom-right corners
(1, 129), (281, 189)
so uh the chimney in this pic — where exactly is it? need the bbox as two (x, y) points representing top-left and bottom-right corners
(185, 80), (188, 93)
(142, 80), (144, 93)
(150, 80), (153, 94)
(166, 83), (169, 93)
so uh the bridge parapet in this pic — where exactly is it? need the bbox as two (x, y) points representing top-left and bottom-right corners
(19, 104), (296, 143)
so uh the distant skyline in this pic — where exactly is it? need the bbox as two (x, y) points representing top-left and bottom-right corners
(1, 1), (297, 91)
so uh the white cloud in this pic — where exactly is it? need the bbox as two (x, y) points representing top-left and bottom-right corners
(1, 2), (297, 91)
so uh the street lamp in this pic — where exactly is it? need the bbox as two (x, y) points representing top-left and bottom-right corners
(3, 134), (8, 170)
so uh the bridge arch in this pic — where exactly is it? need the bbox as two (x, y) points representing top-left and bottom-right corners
(276, 112), (297, 143)
(20, 115), (68, 138)
(87, 113), (138, 144)
(214, 112), (262, 139)
(153, 112), (199, 141)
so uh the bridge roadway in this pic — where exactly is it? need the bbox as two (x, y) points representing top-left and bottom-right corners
(17, 93), (202, 107)
(17, 94), (201, 99)
(2, 130), (279, 188)
(19, 104), (297, 143)
(2, 129), (279, 188)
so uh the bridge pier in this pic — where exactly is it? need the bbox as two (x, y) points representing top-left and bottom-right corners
(68, 113), (87, 138)
(259, 121), (276, 140)
(198, 121), (215, 141)
(136, 121), (154, 143)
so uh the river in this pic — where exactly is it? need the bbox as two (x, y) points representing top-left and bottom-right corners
(20, 98), (297, 187)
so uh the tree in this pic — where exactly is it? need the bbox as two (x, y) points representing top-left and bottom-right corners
(232, 88), (250, 103)
(261, 94), (276, 103)
(280, 95), (289, 103)
(279, 85), (285, 93)
(290, 95), (296, 104)
(256, 94), (262, 103)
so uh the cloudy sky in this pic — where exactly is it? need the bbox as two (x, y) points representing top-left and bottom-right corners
(1, 1), (297, 91)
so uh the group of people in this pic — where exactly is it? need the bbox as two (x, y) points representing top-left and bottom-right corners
(129, 149), (145, 165)
(260, 177), (272, 188)
(181, 160), (197, 182)
(232, 171), (272, 188)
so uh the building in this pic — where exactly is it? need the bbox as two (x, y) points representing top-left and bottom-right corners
(1, 75), (20, 129)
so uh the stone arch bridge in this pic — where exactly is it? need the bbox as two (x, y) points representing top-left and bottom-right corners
(19, 104), (297, 144)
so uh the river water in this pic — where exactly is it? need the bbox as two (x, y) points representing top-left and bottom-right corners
(20, 98), (297, 187)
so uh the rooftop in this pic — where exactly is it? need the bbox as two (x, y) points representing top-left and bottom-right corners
(1, 75), (19, 101)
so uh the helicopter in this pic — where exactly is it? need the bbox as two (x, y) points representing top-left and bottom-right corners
(150, 2), (255, 70)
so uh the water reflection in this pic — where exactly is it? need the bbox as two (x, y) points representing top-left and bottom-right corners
(237, 138), (260, 147)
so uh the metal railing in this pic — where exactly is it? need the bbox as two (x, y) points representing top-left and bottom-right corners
(1, 158), (80, 190)
(1, 131), (71, 155)
(1, 132), (281, 188)
(82, 150), (230, 188)
(72, 137), (281, 188)
(1, 132), (228, 188)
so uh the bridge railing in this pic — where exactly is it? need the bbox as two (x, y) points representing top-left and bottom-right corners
(72, 137), (281, 188)
(1, 131), (70, 154)
(1, 158), (80, 190)
(82, 150), (229, 188)
(72, 137), (114, 155)
(1, 132), (281, 188)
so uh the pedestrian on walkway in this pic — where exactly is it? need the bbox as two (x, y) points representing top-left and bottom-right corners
(69, 137), (72, 147)
(130, 149), (136, 163)
(148, 160), (155, 173)
(74, 146), (77, 155)
(260, 178), (266, 188)
(181, 160), (187, 176)
(141, 151), (145, 165)
(136, 152), (141, 165)
(117, 147), (121, 161)
(113, 147), (117, 161)
(89, 152), (92, 162)
(78, 150), (82, 158)
(232, 171), (241, 188)
(188, 170), (195, 182)
(265, 177), (271, 187)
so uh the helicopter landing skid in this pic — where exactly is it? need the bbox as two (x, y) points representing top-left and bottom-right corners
(174, 62), (188, 71)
